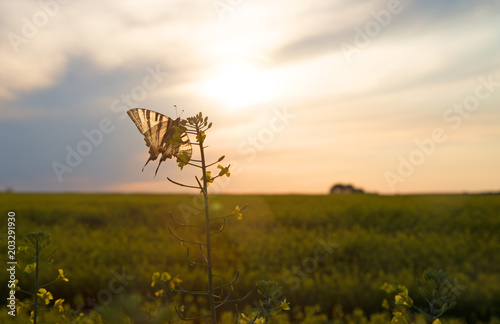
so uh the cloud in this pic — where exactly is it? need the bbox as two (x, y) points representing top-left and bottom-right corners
(0, 0), (214, 100)
(1, 0), (499, 193)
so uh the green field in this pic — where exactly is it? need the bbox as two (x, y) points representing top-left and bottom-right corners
(1, 193), (499, 323)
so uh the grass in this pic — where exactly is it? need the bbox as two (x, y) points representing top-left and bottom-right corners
(1, 193), (499, 322)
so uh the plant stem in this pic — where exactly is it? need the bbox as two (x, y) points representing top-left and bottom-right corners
(198, 125), (217, 324)
(428, 300), (435, 324)
(33, 240), (39, 324)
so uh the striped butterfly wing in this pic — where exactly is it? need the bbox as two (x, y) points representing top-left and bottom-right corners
(127, 108), (192, 175)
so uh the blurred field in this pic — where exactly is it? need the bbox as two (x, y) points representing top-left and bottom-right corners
(1, 193), (499, 322)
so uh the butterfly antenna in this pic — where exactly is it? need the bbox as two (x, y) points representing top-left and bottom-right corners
(174, 105), (184, 118)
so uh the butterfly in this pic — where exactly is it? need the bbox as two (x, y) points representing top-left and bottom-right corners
(127, 108), (192, 176)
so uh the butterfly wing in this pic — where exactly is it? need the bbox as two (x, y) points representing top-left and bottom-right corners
(127, 108), (192, 175)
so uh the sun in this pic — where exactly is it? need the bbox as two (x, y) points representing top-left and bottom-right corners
(202, 60), (276, 109)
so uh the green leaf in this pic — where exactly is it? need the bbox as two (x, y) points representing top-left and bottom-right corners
(419, 286), (427, 299)
(257, 280), (282, 299)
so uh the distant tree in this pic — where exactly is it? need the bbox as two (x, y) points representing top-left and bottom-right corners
(330, 183), (364, 194)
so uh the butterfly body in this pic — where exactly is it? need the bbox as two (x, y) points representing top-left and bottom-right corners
(127, 108), (192, 175)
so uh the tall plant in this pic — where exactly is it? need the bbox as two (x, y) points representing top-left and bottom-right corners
(129, 110), (252, 323)
(17, 232), (68, 323)
(384, 269), (464, 324)
(168, 112), (254, 323)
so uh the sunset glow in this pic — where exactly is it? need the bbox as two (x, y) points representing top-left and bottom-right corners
(1, 1), (499, 194)
(202, 60), (276, 109)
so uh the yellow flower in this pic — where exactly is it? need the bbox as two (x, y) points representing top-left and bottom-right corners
(202, 171), (214, 187)
(151, 272), (160, 287)
(239, 313), (265, 324)
(37, 288), (53, 305)
(160, 272), (172, 282)
(154, 289), (165, 298)
(24, 263), (36, 274)
(280, 298), (290, 311)
(57, 269), (69, 282)
(217, 164), (231, 177)
(54, 298), (65, 312)
(170, 275), (182, 289)
(196, 131), (206, 143)
(231, 205), (243, 220)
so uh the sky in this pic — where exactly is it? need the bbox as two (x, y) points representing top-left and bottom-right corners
(0, 0), (499, 195)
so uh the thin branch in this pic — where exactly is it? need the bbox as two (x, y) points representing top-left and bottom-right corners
(186, 247), (208, 268)
(199, 244), (208, 263)
(168, 226), (207, 246)
(223, 286), (257, 304)
(248, 312), (261, 324)
(174, 306), (212, 321)
(209, 270), (242, 294)
(434, 307), (447, 319)
(18, 289), (34, 296)
(217, 270), (240, 289)
(167, 177), (199, 189)
(234, 304), (239, 324)
(210, 217), (226, 235)
(195, 176), (206, 196)
(186, 162), (202, 168)
(175, 285), (219, 299)
(214, 277), (224, 298)
(175, 286), (209, 296)
(210, 174), (223, 182)
(209, 214), (233, 222)
(39, 278), (59, 288)
(210, 205), (248, 221)
(206, 160), (222, 168)
(215, 287), (234, 309)
(169, 212), (205, 228)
